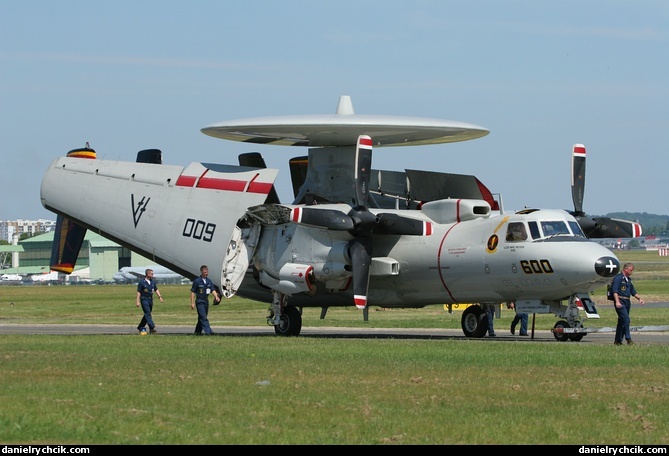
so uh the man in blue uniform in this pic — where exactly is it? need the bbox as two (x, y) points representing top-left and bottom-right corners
(190, 265), (221, 335)
(136, 268), (164, 334)
(611, 262), (644, 345)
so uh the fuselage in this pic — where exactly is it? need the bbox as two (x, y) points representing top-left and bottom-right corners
(240, 205), (619, 308)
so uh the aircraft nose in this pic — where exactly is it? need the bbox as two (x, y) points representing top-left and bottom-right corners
(595, 256), (620, 277)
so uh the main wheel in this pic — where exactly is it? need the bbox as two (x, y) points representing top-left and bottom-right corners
(461, 305), (487, 338)
(274, 304), (302, 337)
(553, 320), (570, 342)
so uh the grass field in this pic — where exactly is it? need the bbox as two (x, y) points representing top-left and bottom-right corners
(1, 250), (668, 445)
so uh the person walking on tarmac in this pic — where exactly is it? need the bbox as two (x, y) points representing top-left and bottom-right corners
(611, 262), (644, 345)
(190, 265), (221, 335)
(509, 302), (529, 336)
(485, 305), (496, 337)
(136, 268), (163, 334)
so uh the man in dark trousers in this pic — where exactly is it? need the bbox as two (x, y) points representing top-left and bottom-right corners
(509, 302), (529, 336)
(136, 268), (164, 334)
(611, 262), (644, 345)
(190, 265), (221, 335)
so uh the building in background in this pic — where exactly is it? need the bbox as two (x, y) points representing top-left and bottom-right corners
(0, 219), (56, 243)
(0, 230), (184, 284)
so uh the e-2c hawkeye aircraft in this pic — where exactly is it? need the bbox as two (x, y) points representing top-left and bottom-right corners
(41, 96), (641, 340)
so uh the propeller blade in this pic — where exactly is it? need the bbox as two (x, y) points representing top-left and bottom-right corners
(349, 237), (372, 310)
(588, 217), (643, 238)
(571, 144), (586, 215)
(291, 207), (354, 231)
(573, 215), (598, 236)
(374, 213), (433, 236)
(290, 135), (429, 311)
(354, 135), (373, 207)
(567, 144), (642, 238)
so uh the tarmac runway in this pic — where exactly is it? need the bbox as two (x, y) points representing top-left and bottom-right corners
(1, 323), (668, 344)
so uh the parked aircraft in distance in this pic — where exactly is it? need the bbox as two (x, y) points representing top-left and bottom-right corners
(29, 271), (60, 283)
(1, 273), (23, 283)
(41, 96), (641, 340)
(113, 265), (184, 283)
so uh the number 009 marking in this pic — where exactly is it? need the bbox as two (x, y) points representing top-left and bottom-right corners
(183, 218), (216, 242)
(520, 259), (553, 274)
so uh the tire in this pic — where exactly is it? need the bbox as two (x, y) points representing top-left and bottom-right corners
(553, 320), (570, 342)
(461, 305), (487, 338)
(274, 304), (302, 337)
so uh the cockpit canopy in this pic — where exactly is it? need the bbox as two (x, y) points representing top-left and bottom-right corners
(506, 210), (586, 242)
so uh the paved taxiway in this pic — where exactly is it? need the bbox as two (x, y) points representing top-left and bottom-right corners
(2, 301), (668, 343)
(1, 323), (668, 344)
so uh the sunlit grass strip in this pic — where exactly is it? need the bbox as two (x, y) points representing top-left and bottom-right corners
(1, 335), (668, 444)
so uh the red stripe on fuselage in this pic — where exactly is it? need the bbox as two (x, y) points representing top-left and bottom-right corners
(175, 175), (197, 187)
(197, 176), (247, 191)
(176, 171), (272, 194)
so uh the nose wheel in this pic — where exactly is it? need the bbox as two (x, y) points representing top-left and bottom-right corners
(553, 320), (570, 341)
(552, 320), (585, 341)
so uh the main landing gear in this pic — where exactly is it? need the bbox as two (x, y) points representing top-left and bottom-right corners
(461, 305), (490, 338)
(268, 291), (302, 336)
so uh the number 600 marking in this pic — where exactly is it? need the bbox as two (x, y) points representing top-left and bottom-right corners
(520, 259), (553, 274)
(182, 218), (216, 242)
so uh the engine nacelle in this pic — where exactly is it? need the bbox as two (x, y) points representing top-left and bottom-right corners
(259, 263), (315, 296)
(421, 198), (491, 224)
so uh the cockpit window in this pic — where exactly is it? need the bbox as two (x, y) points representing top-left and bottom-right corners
(528, 221), (541, 240)
(541, 221), (569, 237)
(568, 221), (586, 237)
(506, 222), (528, 241)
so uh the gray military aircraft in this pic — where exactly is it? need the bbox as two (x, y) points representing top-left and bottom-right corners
(40, 96), (639, 340)
(113, 265), (184, 284)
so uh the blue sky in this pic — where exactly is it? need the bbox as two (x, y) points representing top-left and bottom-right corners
(1, 0), (667, 220)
